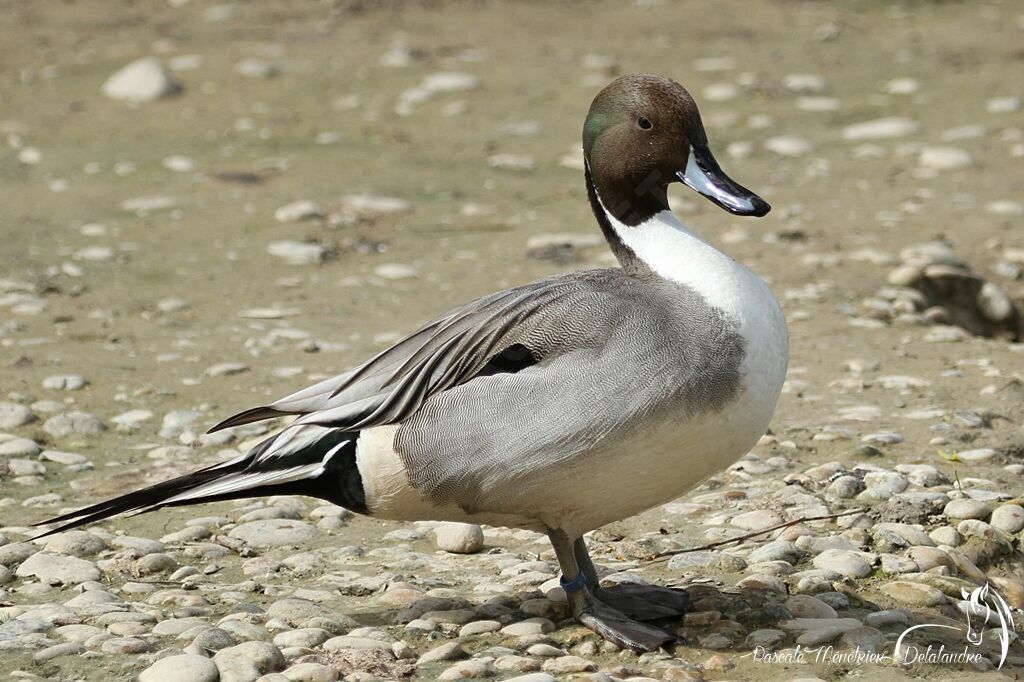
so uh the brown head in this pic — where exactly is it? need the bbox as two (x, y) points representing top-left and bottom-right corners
(583, 74), (769, 227)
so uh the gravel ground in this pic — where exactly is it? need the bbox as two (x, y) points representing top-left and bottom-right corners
(1, 1), (1023, 680)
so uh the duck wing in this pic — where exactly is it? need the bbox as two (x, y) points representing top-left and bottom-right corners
(208, 269), (641, 434)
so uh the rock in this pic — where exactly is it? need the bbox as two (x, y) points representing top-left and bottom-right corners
(0, 401), (34, 428)
(839, 626), (886, 653)
(434, 523), (484, 554)
(731, 510), (784, 531)
(43, 531), (108, 557)
(812, 549), (872, 578)
(764, 136), (812, 157)
(213, 641), (285, 682)
(879, 581), (946, 607)
(280, 662), (336, 682)
(140, 654), (220, 682)
(228, 520), (317, 548)
(267, 241), (326, 266)
(990, 504), (1024, 533)
(272, 628), (330, 649)
(956, 448), (999, 463)
(919, 146), (972, 171)
(750, 540), (804, 564)
(43, 411), (105, 438)
(322, 636), (394, 655)
(41, 374), (87, 390)
(745, 628), (786, 649)
(206, 362), (250, 377)
(502, 675), (555, 682)
(15, 552), (100, 584)
(275, 201), (323, 223)
(0, 437), (41, 457)
(339, 194), (412, 216)
(863, 471), (908, 498)
(439, 660), (494, 680)
(784, 595), (837, 619)
(842, 117), (919, 140)
(782, 73), (827, 93)
(33, 642), (84, 661)
(541, 656), (596, 674)
(417, 641), (467, 665)
(374, 263), (419, 280)
(122, 195), (177, 213)
(907, 546), (953, 571)
(500, 618), (555, 637)
(943, 499), (991, 521)
(235, 58), (278, 78)
(102, 58), (181, 103)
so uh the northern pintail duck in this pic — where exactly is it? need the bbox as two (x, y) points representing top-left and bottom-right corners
(38, 74), (788, 651)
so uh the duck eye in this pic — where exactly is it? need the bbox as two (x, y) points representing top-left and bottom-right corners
(637, 117), (653, 130)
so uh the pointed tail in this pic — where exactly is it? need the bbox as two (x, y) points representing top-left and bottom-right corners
(33, 425), (367, 539)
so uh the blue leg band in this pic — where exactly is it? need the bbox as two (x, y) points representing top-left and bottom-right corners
(560, 572), (587, 593)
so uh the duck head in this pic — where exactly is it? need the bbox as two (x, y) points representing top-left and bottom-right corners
(583, 74), (770, 228)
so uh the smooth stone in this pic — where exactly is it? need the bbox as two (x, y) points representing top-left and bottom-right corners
(0, 401), (34, 429)
(281, 662), (336, 682)
(750, 540), (804, 564)
(33, 642), (84, 661)
(43, 411), (105, 438)
(434, 523), (484, 554)
(41, 374), (87, 391)
(957, 448), (998, 463)
(228, 520), (317, 548)
(879, 581), (946, 607)
(731, 510), (784, 531)
(439, 660), (494, 680)
(459, 620), (501, 637)
(272, 628), (330, 649)
(784, 595), (837, 619)
(745, 628), (786, 649)
(15, 552), (99, 584)
(990, 504), (1024, 533)
(417, 641), (467, 664)
(102, 57), (181, 103)
(43, 531), (108, 557)
(919, 146), (972, 170)
(275, 201), (323, 223)
(140, 654), (220, 682)
(322, 636), (394, 655)
(0, 438), (41, 457)
(943, 499), (991, 521)
(842, 117), (919, 140)
(213, 641), (286, 682)
(541, 656), (596, 673)
(839, 626), (886, 653)
(267, 241), (326, 266)
(812, 549), (872, 578)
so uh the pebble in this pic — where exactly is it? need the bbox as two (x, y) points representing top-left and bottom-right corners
(43, 411), (105, 438)
(918, 146), (972, 170)
(879, 581), (946, 607)
(943, 499), (991, 521)
(140, 654), (220, 682)
(275, 200), (323, 223)
(41, 374), (87, 390)
(228, 520), (318, 548)
(784, 595), (837, 619)
(764, 136), (812, 157)
(842, 117), (919, 140)
(15, 552), (100, 584)
(0, 438), (41, 457)
(267, 241), (327, 266)
(990, 504), (1024, 533)
(956, 448), (998, 462)
(213, 641), (285, 682)
(434, 523), (484, 554)
(812, 549), (872, 578)
(0, 401), (34, 429)
(102, 58), (181, 103)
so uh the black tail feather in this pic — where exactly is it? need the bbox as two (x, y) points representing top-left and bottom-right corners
(32, 428), (367, 540)
(31, 460), (247, 540)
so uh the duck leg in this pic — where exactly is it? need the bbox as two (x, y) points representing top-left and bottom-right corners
(574, 538), (690, 621)
(548, 529), (673, 652)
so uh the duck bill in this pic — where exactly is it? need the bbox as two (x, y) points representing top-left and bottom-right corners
(677, 145), (771, 217)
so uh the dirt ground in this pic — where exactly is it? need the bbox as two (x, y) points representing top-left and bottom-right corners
(1, 0), (1023, 680)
